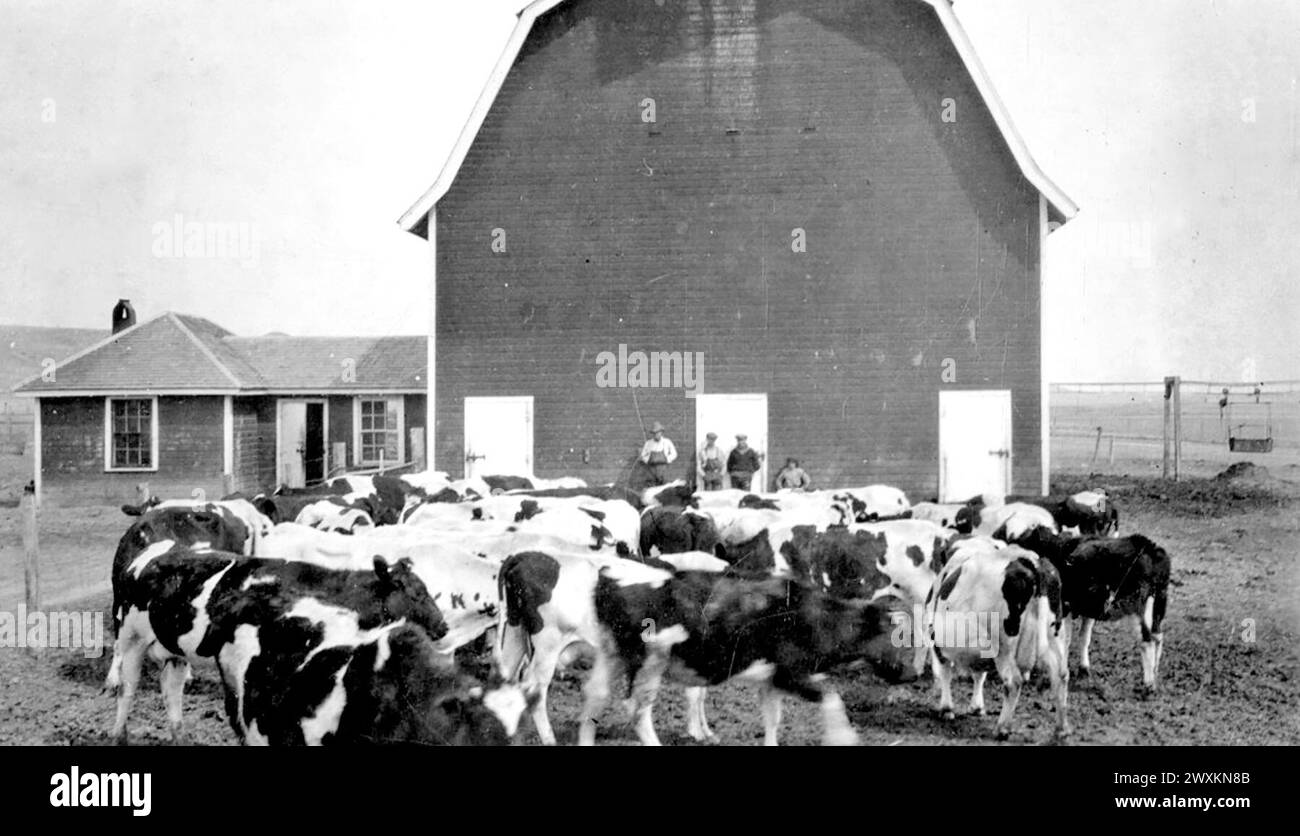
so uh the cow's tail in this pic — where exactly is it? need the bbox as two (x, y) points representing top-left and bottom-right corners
(495, 555), (536, 682)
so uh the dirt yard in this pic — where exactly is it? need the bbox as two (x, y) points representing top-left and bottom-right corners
(1, 466), (1297, 746)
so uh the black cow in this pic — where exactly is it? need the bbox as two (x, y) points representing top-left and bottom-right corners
(1008, 527), (1170, 691)
(107, 545), (445, 744)
(638, 506), (719, 557)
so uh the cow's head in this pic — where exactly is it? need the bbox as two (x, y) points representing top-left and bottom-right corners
(372, 556), (447, 643)
(715, 529), (776, 575)
(953, 503), (980, 534)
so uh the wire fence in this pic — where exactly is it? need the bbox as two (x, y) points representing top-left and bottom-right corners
(1050, 379), (1300, 476)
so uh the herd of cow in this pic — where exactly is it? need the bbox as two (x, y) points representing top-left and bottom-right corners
(104, 469), (1171, 746)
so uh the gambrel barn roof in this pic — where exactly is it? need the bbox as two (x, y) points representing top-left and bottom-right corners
(397, 0), (1078, 237)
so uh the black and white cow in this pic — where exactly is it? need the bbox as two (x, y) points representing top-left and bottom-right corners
(497, 550), (903, 746)
(924, 536), (1070, 740)
(234, 620), (532, 746)
(1004, 491), (1120, 537)
(107, 543), (444, 744)
(1007, 527), (1169, 690)
(294, 498), (376, 535)
(112, 501), (273, 631)
(583, 565), (903, 746)
(963, 501), (1060, 539)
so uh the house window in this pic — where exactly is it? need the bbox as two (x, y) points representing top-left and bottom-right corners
(354, 397), (404, 466)
(105, 397), (158, 471)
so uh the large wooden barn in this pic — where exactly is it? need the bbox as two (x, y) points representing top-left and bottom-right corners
(12, 306), (427, 506)
(399, 0), (1077, 500)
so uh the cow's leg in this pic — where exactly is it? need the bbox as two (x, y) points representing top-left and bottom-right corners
(684, 687), (717, 743)
(1137, 597), (1158, 693)
(759, 682), (784, 747)
(969, 671), (988, 716)
(993, 652), (1024, 740)
(1077, 617), (1096, 678)
(521, 631), (567, 746)
(159, 657), (190, 744)
(1045, 633), (1072, 738)
(772, 670), (858, 747)
(930, 648), (956, 720)
(576, 647), (614, 747)
(109, 636), (148, 745)
(629, 657), (669, 746)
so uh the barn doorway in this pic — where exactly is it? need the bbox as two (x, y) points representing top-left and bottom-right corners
(695, 393), (768, 492)
(938, 390), (1012, 501)
(464, 396), (533, 480)
(277, 399), (326, 488)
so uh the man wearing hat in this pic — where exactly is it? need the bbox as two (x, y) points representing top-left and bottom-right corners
(639, 421), (678, 486)
(697, 431), (724, 491)
(726, 433), (763, 491)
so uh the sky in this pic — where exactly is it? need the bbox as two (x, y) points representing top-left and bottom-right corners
(0, 0), (1296, 382)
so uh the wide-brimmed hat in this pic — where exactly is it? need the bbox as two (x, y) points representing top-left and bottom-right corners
(650, 421), (664, 432)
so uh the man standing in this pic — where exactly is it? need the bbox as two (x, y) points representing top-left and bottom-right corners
(639, 421), (678, 486)
(726, 434), (763, 491)
(698, 432), (724, 491)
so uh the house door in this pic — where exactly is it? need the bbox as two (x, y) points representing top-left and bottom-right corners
(939, 390), (1012, 502)
(464, 396), (533, 480)
(695, 393), (768, 491)
(278, 400), (326, 488)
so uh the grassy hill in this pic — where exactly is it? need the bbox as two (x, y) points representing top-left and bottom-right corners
(0, 324), (109, 391)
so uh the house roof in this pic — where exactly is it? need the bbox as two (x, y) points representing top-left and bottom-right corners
(396, 0), (1079, 236)
(11, 312), (426, 396)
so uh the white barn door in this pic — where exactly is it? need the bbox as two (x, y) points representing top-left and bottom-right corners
(939, 390), (1012, 502)
(464, 396), (533, 479)
(695, 393), (768, 491)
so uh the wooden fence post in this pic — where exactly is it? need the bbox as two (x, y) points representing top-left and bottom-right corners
(21, 484), (40, 656)
(1163, 377), (1174, 479)
(1172, 376), (1182, 480)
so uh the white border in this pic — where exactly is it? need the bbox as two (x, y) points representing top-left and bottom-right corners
(103, 395), (160, 473)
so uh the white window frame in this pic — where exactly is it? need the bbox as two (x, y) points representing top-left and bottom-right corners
(352, 396), (405, 467)
(104, 395), (160, 473)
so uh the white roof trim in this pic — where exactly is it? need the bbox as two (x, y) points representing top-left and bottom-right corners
(924, 0), (1077, 222)
(398, 0), (1077, 233)
(397, 0), (567, 232)
(15, 388), (428, 399)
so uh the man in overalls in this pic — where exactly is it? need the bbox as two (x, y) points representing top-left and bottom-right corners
(639, 421), (677, 486)
(698, 431), (724, 491)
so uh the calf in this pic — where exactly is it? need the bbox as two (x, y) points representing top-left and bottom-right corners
(924, 537), (1070, 740)
(236, 621), (531, 746)
(107, 544), (444, 744)
(585, 566), (901, 746)
(1010, 527), (1169, 690)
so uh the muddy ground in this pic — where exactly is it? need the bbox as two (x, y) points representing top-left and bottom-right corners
(1, 467), (1297, 746)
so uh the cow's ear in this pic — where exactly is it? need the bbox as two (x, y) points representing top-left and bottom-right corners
(714, 543), (729, 561)
(373, 555), (391, 582)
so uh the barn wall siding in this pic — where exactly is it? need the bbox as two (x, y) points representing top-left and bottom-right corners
(433, 0), (1043, 498)
(232, 396), (277, 494)
(41, 396), (226, 506)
